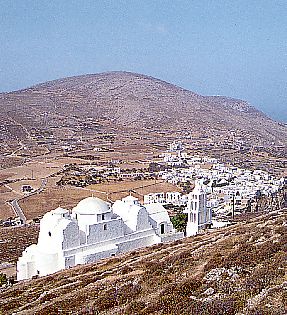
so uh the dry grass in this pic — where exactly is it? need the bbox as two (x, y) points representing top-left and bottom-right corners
(0, 209), (286, 314)
(0, 187), (18, 219)
(0, 186), (11, 193)
(89, 179), (180, 202)
(0, 160), (61, 181)
(0, 159), (64, 220)
(0, 225), (39, 264)
(0, 201), (14, 220)
(19, 186), (92, 220)
(18, 179), (179, 220)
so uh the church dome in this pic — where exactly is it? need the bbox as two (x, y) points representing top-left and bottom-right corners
(73, 197), (110, 215)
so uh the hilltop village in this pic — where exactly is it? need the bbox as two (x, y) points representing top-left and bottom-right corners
(16, 137), (285, 277)
(152, 141), (285, 215)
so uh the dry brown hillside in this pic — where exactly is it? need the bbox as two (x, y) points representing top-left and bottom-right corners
(0, 71), (286, 156)
(0, 209), (286, 315)
(0, 72), (286, 140)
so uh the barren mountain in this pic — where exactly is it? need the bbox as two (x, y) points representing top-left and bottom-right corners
(1, 210), (286, 314)
(1, 71), (286, 140)
(0, 71), (286, 172)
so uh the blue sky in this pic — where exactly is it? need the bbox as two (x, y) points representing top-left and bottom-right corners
(0, 0), (286, 122)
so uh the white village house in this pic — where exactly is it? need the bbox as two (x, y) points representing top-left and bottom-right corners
(17, 183), (211, 280)
(144, 191), (187, 206)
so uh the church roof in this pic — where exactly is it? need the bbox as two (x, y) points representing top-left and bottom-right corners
(192, 182), (206, 194)
(112, 199), (144, 231)
(51, 207), (69, 215)
(73, 197), (110, 215)
(122, 195), (139, 203)
(145, 203), (171, 223)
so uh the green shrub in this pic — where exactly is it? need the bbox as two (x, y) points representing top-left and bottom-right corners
(171, 213), (187, 232)
(0, 273), (7, 286)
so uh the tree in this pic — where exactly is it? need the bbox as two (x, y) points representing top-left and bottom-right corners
(171, 213), (187, 232)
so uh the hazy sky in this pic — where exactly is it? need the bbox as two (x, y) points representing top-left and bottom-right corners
(0, 0), (286, 122)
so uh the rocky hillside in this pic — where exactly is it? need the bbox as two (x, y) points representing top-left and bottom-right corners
(1, 71), (286, 174)
(1, 71), (286, 146)
(0, 225), (39, 264)
(0, 210), (286, 314)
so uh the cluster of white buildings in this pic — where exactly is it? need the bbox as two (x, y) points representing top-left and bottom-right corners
(17, 182), (211, 281)
(161, 149), (217, 167)
(144, 191), (187, 205)
(159, 152), (284, 215)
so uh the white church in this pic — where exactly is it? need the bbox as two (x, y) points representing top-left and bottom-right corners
(17, 182), (211, 280)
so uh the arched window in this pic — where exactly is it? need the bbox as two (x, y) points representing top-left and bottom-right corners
(48, 231), (51, 237)
(103, 224), (107, 231)
(160, 223), (165, 234)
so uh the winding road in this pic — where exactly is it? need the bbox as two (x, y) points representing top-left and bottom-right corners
(10, 199), (26, 224)
(9, 178), (48, 225)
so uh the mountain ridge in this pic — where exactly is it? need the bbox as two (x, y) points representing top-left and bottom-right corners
(0, 71), (286, 171)
(0, 71), (273, 123)
(7, 71), (268, 119)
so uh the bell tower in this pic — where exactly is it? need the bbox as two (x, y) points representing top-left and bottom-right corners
(184, 181), (211, 236)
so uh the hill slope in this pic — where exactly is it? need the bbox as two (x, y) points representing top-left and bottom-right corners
(1, 71), (286, 142)
(0, 71), (286, 173)
(0, 210), (286, 314)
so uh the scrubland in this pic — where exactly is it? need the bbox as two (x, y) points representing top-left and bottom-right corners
(0, 210), (286, 314)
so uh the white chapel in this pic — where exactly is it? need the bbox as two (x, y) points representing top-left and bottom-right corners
(17, 195), (184, 280)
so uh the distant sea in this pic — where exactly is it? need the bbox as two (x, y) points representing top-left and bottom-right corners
(272, 114), (287, 124)
(264, 109), (287, 124)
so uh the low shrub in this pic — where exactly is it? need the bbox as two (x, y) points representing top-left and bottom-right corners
(124, 300), (146, 314)
(94, 282), (142, 311)
(120, 265), (133, 275)
(204, 252), (224, 271)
